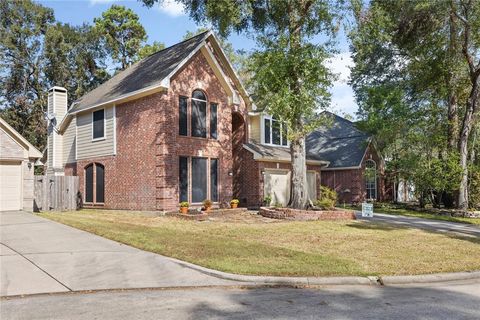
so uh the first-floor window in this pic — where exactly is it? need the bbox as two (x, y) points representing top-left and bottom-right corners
(85, 163), (105, 204)
(365, 160), (377, 200)
(179, 157), (219, 203)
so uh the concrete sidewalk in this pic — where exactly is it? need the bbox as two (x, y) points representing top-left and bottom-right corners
(0, 211), (239, 297)
(355, 212), (480, 238)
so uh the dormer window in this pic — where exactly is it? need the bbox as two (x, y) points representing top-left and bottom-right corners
(263, 115), (288, 146)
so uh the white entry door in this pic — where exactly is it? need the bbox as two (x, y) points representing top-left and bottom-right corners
(0, 161), (22, 211)
(264, 170), (290, 207)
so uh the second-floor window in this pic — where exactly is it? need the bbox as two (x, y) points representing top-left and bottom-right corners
(178, 90), (218, 139)
(192, 90), (207, 138)
(92, 109), (105, 140)
(263, 115), (288, 146)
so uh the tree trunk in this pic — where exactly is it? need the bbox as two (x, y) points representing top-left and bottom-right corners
(458, 82), (479, 210)
(289, 135), (309, 209)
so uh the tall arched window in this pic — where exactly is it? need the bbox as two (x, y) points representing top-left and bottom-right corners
(365, 160), (377, 200)
(84, 163), (105, 204)
(191, 90), (207, 138)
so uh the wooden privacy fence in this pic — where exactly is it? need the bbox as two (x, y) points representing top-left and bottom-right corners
(34, 175), (80, 211)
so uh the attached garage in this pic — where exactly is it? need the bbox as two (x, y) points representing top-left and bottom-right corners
(263, 169), (317, 207)
(0, 161), (23, 211)
(0, 117), (42, 212)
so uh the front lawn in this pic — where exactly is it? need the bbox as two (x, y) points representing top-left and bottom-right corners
(342, 204), (480, 226)
(39, 209), (480, 277)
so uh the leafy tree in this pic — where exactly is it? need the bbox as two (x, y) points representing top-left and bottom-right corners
(136, 41), (165, 61)
(0, 0), (54, 149)
(44, 22), (110, 104)
(143, 0), (338, 209)
(350, 0), (480, 210)
(94, 5), (147, 70)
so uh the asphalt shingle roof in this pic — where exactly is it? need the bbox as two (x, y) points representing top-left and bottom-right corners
(69, 31), (210, 113)
(245, 112), (371, 168)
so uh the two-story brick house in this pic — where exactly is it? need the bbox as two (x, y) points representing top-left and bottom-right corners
(45, 31), (385, 211)
(47, 31), (251, 211)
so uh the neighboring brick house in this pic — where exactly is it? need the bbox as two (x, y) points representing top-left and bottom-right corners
(46, 31), (251, 211)
(240, 111), (386, 207)
(44, 31), (385, 211)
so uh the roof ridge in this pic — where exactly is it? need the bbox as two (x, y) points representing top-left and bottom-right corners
(72, 30), (211, 106)
(143, 30), (211, 60)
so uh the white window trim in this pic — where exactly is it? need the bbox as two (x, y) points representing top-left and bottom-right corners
(91, 109), (106, 142)
(113, 105), (117, 155)
(261, 114), (289, 147)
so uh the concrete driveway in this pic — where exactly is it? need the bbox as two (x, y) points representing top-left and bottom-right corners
(356, 212), (480, 238)
(0, 211), (238, 297)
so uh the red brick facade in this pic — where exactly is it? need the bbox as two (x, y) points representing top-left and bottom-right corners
(65, 50), (248, 211)
(236, 147), (323, 208)
(321, 144), (386, 204)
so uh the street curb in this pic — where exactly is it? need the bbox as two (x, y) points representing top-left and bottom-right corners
(380, 271), (480, 285)
(168, 256), (480, 286)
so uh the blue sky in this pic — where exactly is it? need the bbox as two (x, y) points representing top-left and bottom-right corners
(39, 0), (357, 117)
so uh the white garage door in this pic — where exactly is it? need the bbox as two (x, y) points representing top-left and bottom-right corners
(264, 170), (317, 207)
(307, 171), (317, 201)
(0, 161), (22, 211)
(264, 170), (291, 207)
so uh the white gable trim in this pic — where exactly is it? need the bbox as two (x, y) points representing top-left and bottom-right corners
(0, 117), (42, 158)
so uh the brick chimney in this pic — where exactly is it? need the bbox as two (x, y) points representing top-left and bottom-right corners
(46, 86), (67, 175)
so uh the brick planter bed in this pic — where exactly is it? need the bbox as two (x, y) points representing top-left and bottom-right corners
(166, 207), (248, 221)
(258, 207), (356, 221)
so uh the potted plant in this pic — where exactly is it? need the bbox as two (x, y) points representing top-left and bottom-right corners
(230, 199), (240, 209)
(179, 201), (189, 214)
(202, 199), (213, 212)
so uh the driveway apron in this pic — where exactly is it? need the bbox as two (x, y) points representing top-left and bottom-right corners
(0, 211), (238, 297)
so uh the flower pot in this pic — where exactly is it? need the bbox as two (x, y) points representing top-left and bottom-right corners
(231, 203), (238, 209)
(180, 207), (189, 214)
(205, 206), (212, 212)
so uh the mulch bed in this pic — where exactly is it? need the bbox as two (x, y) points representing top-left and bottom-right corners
(259, 207), (356, 221)
(165, 207), (249, 221)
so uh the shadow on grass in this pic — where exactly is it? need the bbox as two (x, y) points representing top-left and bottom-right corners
(349, 218), (480, 246)
(346, 221), (401, 232)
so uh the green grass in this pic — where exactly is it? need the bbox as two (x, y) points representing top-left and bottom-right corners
(39, 209), (480, 277)
(342, 204), (480, 226)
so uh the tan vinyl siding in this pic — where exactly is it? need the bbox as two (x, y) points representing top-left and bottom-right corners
(249, 115), (261, 143)
(62, 117), (76, 164)
(76, 106), (115, 160)
(54, 93), (67, 121)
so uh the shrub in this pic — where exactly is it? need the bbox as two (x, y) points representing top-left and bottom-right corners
(230, 199), (240, 205)
(179, 201), (189, 208)
(315, 186), (337, 210)
(470, 167), (480, 210)
(264, 195), (272, 206)
(316, 199), (335, 210)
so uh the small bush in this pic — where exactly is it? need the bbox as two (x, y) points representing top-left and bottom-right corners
(179, 201), (189, 208)
(264, 195), (272, 206)
(230, 199), (240, 205)
(316, 199), (336, 210)
(315, 186), (337, 210)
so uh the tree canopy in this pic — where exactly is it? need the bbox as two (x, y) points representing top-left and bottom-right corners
(143, 0), (340, 209)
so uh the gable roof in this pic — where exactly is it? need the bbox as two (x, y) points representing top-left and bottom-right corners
(69, 31), (210, 114)
(244, 112), (371, 169)
(0, 117), (42, 159)
(306, 112), (371, 169)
